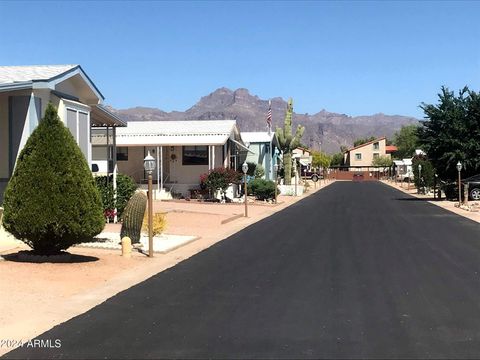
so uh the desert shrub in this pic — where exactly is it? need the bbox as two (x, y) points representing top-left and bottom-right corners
(142, 212), (167, 236)
(95, 174), (137, 220)
(2, 103), (104, 255)
(248, 178), (278, 200)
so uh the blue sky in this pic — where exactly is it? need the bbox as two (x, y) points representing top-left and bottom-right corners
(1, 1), (479, 118)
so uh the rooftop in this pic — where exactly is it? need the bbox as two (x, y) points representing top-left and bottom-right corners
(114, 120), (239, 146)
(240, 131), (275, 143)
(346, 137), (386, 153)
(0, 65), (78, 84)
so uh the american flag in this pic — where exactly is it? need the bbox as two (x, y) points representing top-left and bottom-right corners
(266, 100), (272, 130)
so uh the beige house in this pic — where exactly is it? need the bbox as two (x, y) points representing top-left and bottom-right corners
(92, 120), (250, 198)
(0, 65), (125, 203)
(343, 137), (393, 169)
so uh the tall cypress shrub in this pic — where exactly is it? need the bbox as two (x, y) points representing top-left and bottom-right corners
(2, 103), (104, 255)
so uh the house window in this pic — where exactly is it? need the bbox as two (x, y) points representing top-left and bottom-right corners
(183, 146), (208, 165)
(355, 153), (362, 160)
(373, 153), (380, 159)
(66, 107), (90, 161)
(373, 142), (379, 150)
(117, 147), (128, 161)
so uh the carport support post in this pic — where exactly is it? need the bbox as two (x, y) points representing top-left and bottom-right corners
(156, 146), (160, 195)
(160, 146), (163, 193)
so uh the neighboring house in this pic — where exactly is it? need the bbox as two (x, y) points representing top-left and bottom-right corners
(393, 159), (413, 181)
(292, 147), (313, 173)
(343, 137), (395, 169)
(240, 131), (280, 181)
(0, 64), (125, 203)
(94, 120), (250, 198)
(393, 149), (426, 181)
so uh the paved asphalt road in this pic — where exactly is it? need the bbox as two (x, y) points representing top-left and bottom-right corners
(6, 182), (480, 359)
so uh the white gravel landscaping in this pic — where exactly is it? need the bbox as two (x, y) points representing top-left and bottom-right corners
(76, 232), (198, 254)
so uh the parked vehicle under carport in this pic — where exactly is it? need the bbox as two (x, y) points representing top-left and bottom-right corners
(463, 174), (480, 200)
(443, 174), (480, 201)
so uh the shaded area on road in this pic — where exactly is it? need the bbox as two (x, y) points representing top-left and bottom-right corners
(5, 182), (480, 359)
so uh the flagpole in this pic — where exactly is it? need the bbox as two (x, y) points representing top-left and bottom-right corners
(267, 99), (272, 135)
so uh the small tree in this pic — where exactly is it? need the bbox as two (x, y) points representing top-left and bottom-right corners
(312, 151), (331, 170)
(2, 103), (104, 255)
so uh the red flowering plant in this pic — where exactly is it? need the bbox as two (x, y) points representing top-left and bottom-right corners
(104, 209), (117, 222)
(199, 173), (208, 190)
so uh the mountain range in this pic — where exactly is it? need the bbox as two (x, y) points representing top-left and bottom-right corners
(109, 87), (420, 153)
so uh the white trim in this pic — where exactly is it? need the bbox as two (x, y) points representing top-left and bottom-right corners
(212, 145), (215, 169)
(87, 111), (92, 166)
(156, 146), (160, 193)
(160, 146), (164, 192)
(62, 98), (91, 112)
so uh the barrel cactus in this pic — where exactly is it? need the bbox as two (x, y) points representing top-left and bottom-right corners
(120, 191), (147, 244)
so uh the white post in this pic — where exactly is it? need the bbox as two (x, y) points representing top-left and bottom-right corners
(212, 145), (215, 169)
(113, 164), (118, 223)
(156, 146), (160, 193)
(160, 146), (163, 192)
(208, 145), (212, 170)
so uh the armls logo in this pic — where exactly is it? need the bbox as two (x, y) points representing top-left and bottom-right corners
(23, 339), (62, 348)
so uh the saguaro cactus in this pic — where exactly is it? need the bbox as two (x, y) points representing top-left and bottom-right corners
(120, 191), (147, 244)
(275, 98), (305, 185)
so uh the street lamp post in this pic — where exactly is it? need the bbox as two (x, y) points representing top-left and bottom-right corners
(143, 151), (156, 257)
(418, 164), (422, 194)
(457, 161), (462, 206)
(274, 163), (279, 204)
(242, 161), (248, 217)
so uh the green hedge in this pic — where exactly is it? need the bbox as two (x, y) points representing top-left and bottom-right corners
(248, 178), (278, 200)
(95, 174), (137, 219)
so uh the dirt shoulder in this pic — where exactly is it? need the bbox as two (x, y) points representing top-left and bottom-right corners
(0, 179), (333, 354)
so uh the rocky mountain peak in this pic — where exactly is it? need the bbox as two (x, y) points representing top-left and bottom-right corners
(111, 87), (420, 153)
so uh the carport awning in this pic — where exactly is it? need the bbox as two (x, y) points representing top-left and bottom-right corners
(91, 104), (127, 127)
(231, 139), (255, 153)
